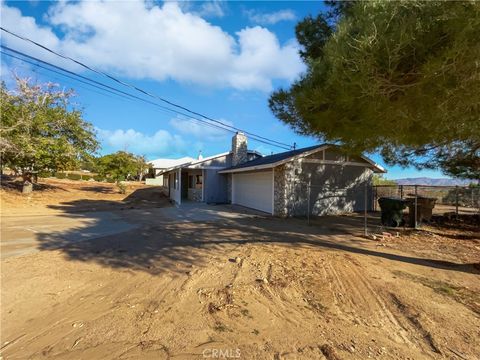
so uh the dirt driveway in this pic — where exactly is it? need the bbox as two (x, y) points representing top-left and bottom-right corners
(1, 179), (479, 359)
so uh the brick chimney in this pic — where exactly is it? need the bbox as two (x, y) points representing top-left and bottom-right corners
(231, 132), (248, 166)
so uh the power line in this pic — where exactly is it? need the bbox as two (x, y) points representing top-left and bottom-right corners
(1, 50), (247, 141)
(1, 46), (291, 150)
(1, 50), (136, 102)
(0, 27), (293, 150)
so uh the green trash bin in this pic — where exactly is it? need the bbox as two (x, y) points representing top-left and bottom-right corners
(378, 197), (407, 227)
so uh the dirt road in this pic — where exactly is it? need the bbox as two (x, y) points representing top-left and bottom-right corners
(1, 178), (479, 359)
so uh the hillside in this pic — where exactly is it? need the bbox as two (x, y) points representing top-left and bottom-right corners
(394, 177), (474, 186)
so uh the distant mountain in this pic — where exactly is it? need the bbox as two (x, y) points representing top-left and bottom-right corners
(394, 177), (474, 186)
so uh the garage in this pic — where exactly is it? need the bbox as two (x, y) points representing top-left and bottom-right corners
(232, 170), (273, 214)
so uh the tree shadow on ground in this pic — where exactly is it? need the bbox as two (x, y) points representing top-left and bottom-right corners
(78, 185), (117, 194)
(0, 175), (66, 192)
(44, 187), (171, 212)
(33, 200), (480, 276)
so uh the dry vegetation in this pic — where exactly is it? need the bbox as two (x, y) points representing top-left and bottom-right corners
(0, 176), (168, 214)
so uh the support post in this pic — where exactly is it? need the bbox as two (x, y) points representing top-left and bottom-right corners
(364, 181), (368, 237)
(307, 180), (311, 226)
(414, 185), (418, 229)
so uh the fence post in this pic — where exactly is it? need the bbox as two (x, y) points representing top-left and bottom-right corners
(400, 185), (404, 199)
(307, 180), (311, 226)
(455, 185), (459, 216)
(414, 185), (418, 229)
(364, 181), (368, 237)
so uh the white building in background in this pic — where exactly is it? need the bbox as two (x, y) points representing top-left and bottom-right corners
(146, 157), (195, 185)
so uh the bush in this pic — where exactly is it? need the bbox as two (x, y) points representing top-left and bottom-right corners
(55, 172), (66, 179)
(117, 175), (126, 182)
(38, 170), (54, 178)
(93, 175), (104, 182)
(116, 181), (127, 194)
(106, 177), (116, 183)
(81, 174), (93, 181)
(67, 173), (82, 181)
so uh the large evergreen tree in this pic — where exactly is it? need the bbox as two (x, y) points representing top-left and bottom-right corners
(269, 1), (479, 179)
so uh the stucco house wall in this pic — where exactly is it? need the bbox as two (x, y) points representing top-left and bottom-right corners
(204, 169), (229, 203)
(273, 149), (374, 217)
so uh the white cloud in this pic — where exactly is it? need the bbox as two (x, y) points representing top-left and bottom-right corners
(1, 1), (304, 91)
(196, 1), (225, 18)
(246, 9), (296, 25)
(169, 117), (232, 141)
(97, 128), (187, 156)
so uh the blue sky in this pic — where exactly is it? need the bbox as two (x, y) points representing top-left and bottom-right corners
(0, 0), (446, 179)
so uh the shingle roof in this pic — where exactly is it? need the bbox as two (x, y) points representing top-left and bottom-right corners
(223, 144), (327, 171)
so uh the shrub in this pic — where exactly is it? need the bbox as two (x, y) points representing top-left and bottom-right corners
(117, 175), (126, 182)
(81, 174), (93, 181)
(38, 170), (53, 178)
(106, 177), (116, 183)
(55, 172), (66, 179)
(93, 175), (104, 182)
(116, 181), (127, 194)
(67, 173), (82, 181)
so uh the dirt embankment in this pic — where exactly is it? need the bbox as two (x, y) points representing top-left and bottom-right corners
(0, 176), (169, 214)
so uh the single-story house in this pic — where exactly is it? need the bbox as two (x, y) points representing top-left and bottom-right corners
(160, 132), (385, 217)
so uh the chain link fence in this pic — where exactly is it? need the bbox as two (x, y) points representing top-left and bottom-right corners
(373, 185), (480, 215)
(302, 183), (479, 236)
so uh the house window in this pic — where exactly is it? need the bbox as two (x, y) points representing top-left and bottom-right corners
(196, 175), (202, 185)
(188, 175), (195, 189)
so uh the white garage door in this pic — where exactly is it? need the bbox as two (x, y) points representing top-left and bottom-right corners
(233, 170), (273, 214)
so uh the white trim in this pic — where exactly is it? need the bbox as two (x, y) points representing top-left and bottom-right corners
(184, 165), (225, 170)
(220, 163), (282, 174)
(175, 168), (182, 205)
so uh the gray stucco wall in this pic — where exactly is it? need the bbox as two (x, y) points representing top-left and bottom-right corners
(273, 149), (374, 217)
(204, 169), (228, 204)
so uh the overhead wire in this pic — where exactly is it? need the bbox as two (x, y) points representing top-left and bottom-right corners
(0, 27), (293, 150)
(1, 49), (253, 140)
(1, 46), (290, 149)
